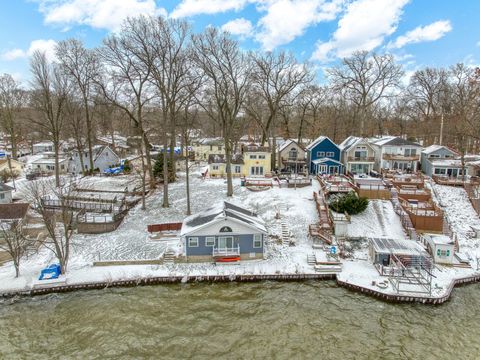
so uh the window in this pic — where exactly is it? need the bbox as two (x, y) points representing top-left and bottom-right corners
(218, 146), (222, 151)
(258, 155), (266, 159)
(0, 193), (4, 200)
(437, 249), (451, 257)
(317, 151), (325, 157)
(250, 155), (257, 159)
(251, 166), (264, 175)
(220, 226), (232, 233)
(234, 165), (241, 173)
(213, 165), (219, 170)
(253, 234), (262, 248)
(288, 148), (297, 160)
(188, 237), (199, 247)
(434, 168), (446, 175)
(205, 237), (215, 247)
(326, 152), (334, 157)
(429, 154), (440, 158)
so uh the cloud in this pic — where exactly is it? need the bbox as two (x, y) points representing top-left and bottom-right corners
(221, 18), (253, 38)
(171, 0), (249, 18)
(1, 48), (26, 61)
(311, 0), (410, 62)
(256, 0), (343, 51)
(1, 39), (58, 62)
(37, 0), (166, 31)
(388, 20), (452, 49)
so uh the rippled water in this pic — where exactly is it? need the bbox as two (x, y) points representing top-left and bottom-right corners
(1, 282), (480, 359)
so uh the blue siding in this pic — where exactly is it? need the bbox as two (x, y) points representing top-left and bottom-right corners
(185, 234), (264, 256)
(307, 138), (342, 174)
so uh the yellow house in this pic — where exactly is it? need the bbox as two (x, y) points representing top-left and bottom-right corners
(242, 145), (271, 177)
(193, 138), (225, 162)
(0, 158), (24, 175)
(208, 154), (244, 178)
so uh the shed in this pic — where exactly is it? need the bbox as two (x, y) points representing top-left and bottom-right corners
(420, 233), (455, 264)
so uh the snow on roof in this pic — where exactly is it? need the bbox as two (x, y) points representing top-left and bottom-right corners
(371, 136), (421, 147)
(312, 157), (343, 165)
(422, 144), (457, 155)
(32, 157), (69, 164)
(181, 201), (266, 236)
(306, 136), (335, 151)
(208, 154), (244, 164)
(422, 233), (454, 246)
(370, 238), (429, 257)
(338, 136), (363, 151)
(0, 183), (14, 192)
(33, 141), (53, 147)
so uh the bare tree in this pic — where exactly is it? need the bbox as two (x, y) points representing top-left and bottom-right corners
(24, 178), (75, 274)
(0, 219), (32, 277)
(29, 51), (70, 187)
(64, 96), (86, 173)
(192, 28), (250, 197)
(328, 51), (403, 137)
(56, 39), (98, 172)
(248, 51), (312, 169)
(0, 74), (26, 159)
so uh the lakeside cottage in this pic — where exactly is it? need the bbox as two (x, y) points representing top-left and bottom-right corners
(420, 145), (463, 178)
(370, 136), (422, 172)
(306, 136), (343, 175)
(242, 144), (271, 176)
(70, 145), (120, 174)
(207, 154), (244, 178)
(32, 141), (54, 155)
(180, 201), (267, 262)
(31, 154), (69, 175)
(339, 136), (376, 175)
(277, 139), (307, 174)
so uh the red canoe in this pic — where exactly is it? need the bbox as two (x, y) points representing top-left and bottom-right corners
(216, 256), (241, 263)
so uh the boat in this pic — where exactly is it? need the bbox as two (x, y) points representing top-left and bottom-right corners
(216, 256), (241, 263)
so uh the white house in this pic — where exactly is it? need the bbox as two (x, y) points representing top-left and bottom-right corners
(32, 141), (54, 154)
(339, 136), (376, 175)
(0, 183), (13, 204)
(370, 136), (422, 172)
(31, 155), (69, 174)
(70, 145), (120, 174)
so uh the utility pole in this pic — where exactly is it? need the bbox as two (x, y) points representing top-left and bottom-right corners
(439, 112), (444, 146)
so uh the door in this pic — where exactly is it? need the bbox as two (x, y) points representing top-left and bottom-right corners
(318, 165), (328, 174)
(217, 236), (234, 249)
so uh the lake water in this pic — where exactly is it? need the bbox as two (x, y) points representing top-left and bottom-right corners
(1, 281), (479, 359)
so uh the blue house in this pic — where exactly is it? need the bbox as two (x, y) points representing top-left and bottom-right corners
(181, 201), (267, 263)
(306, 136), (343, 175)
(421, 145), (463, 177)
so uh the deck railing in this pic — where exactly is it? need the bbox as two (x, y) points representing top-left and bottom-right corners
(212, 245), (241, 257)
(347, 156), (375, 162)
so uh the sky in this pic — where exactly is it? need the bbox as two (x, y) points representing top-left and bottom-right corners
(1, 0), (479, 84)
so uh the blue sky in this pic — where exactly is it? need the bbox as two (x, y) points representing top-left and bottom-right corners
(1, 0), (479, 84)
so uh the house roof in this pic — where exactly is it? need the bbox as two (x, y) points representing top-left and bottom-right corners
(430, 159), (463, 167)
(181, 201), (266, 236)
(0, 203), (29, 220)
(306, 136), (336, 151)
(371, 136), (421, 147)
(278, 139), (305, 153)
(422, 144), (458, 155)
(0, 183), (14, 192)
(339, 136), (371, 152)
(208, 154), (244, 165)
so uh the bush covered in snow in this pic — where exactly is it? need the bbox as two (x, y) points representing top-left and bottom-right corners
(330, 192), (368, 215)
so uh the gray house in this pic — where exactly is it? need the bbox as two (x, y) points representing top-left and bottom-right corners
(420, 145), (463, 177)
(181, 201), (267, 262)
(70, 145), (120, 174)
(0, 183), (13, 204)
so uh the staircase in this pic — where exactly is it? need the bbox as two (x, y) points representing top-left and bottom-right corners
(307, 253), (316, 266)
(163, 247), (175, 264)
(281, 222), (291, 246)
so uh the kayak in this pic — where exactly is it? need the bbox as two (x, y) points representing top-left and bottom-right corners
(216, 256), (241, 263)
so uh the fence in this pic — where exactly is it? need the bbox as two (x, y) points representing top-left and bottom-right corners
(147, 222), (183, 233)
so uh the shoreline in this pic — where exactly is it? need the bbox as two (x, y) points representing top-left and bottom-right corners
(2, 271), (480, 305)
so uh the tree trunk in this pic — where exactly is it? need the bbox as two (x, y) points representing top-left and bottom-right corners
(84, 99), (95, 171)
(162, 129), (169, 208)
(54, 141), (60, 187)
(143, 131), (155, 189)
(186, 149), (191, 215)
(225, 137), (233, 197)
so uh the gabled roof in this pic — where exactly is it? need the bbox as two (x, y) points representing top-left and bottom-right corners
(306, 136), (338, 151)
(208, 154), (244, 165)
(339, 136), (371, 152)
(181, 201), (266, 236)
(278, 139), (305, 153)
(0, 183), (14, 192)
(422, 144), (457, 155)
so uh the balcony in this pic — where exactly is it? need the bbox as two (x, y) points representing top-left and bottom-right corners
(383, 153), (420, 161)
(347, 156), (375, 162)
(212, 245), (240, 257)
(281, 157), (306, 164)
